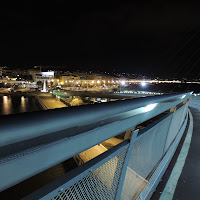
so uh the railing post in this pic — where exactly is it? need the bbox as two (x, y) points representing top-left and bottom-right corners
(124, 127), (135, 140)
(115, 129), (139, 200)
(179, 100), (189, 127)
(162, 107), (177, 155)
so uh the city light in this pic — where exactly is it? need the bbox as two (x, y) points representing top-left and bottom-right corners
(120, 80), (125, 86)
(140, 81), (147, 87)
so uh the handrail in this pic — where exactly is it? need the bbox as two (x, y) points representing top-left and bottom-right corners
(0, 92), (192, 192)
(0, 92), (192, 157)
(22, 101), (190, 200)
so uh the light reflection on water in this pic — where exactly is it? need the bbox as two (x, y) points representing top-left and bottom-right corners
(0, 95), (42, 115)
(20, 96), (26, 113)
(2, 96), (12, 115)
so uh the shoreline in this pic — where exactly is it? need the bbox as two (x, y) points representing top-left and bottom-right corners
(0, 91), (38, 96)
(0, 91), (50, 111)
(34, 94), (48, 110)
(35, 93), (67, 110)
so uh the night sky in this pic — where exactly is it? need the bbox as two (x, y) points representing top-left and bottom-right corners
(1, 2), (200, 77)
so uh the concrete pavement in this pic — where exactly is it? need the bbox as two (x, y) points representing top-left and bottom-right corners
(172, 107), (200, 200)
(37, 93), (67, 109)
(151, 100), (200, 200)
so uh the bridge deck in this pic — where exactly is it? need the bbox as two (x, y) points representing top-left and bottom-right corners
(172, 106), (200, 200)
(151, 101), (200, 200)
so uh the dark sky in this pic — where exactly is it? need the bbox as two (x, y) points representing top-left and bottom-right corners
(1, 1), (200, 76)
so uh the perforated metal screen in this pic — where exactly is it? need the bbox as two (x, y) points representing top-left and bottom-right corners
(52, 149), (127, 200)
(22, 100), (189, 200)
(121, 116), (172, 200)
(164, 106), (185, 153)
(136, 109), (189, 200)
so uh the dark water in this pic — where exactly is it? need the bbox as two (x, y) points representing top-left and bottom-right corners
(0, 95), (42, 115)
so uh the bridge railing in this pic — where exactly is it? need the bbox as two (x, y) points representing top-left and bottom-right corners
(190, 93), (200, 108)
(121, 103), (189, 200)
(0, 92), (192, 200)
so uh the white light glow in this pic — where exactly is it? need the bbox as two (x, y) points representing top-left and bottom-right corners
(143, 103), (158, 112)
(181, 95), (186, 99)
(140, 82), (147, 87)
(41, 71), (54, 77)
(121, 80), (125, 85)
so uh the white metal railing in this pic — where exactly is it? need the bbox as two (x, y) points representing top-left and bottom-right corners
(23, 97), (190, 200)
(0, 92), (192, 199)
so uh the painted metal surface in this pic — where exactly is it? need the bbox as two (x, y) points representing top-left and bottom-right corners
(0, 92), (191, 149)
(136, 111), (189, 200)
(22, 101), (189, 200)
(120, 113), (174, 200)
(22, 141), (129, 200)
(115, 129), (139, 200)
(0, 92), (192, 197)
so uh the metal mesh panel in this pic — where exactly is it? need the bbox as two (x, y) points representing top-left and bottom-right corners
(121, 116), (172, 200)
(136, 110), (188, 200)
(52, 149), (127, 200)
(164, 106), (185, 152)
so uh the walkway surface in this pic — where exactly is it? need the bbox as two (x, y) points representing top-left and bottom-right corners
(37, 93), (67, 109)
(151, 98), (200, 200)
(172, 104), (200, 200)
